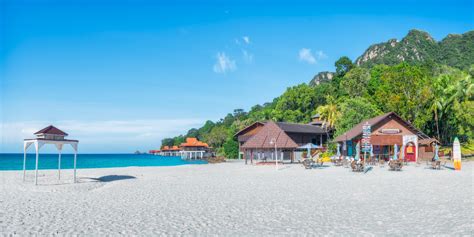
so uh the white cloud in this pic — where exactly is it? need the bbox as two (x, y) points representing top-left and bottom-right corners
(0, 119), (204, 153)
(299, 48), (316, 64)
(316, 50), (328, 60)
(242, 36), (250, 44)
(298, 48), (327, 64)
(235, 36), (250, 45)
(213, 52), (236, 73)
(242, 50), (254, 63)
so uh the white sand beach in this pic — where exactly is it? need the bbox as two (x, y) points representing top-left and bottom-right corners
(1, 161), (472, 236)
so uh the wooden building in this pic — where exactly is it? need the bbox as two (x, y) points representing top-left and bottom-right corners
(238, 121), (328, 163)
(234, 122), (266, 159)
(333, 112), (436, 162)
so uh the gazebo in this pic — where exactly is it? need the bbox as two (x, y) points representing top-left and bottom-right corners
(23, 125), (79, 185)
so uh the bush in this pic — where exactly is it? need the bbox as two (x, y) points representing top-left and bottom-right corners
(223, 139), (239, 159)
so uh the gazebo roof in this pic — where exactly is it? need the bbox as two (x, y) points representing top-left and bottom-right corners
(34, 125), (68, 136)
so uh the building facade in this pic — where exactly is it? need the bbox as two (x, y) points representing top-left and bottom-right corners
(333, 112), (436, 162)
(236, 121), (328, 163)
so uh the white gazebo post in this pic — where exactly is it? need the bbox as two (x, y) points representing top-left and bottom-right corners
(35, 141), (40, 185)
(72, 143), (78, 183)
(23, 142), (31, 181)
(56, 143), (63, 180)
(23, 151), (26, 181)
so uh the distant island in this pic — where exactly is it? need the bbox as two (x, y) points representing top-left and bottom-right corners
(162, 29), (474, 158)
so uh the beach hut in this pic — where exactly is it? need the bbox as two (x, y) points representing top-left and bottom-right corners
(333, 112), (434, 163)
(234, 122), (266, 160)
(23, 125), (79, 185)
(240, 121), (328, 164)
(235, 116), (331, 163)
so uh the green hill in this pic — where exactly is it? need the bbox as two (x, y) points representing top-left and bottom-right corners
(355, 29), (474, 70)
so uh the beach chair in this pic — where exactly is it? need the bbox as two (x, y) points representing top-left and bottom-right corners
(311, 153), (323, 167)
(343, 158), (351, 168)
(431, 160), (441, 170)
(334, 157), (344, 166)
(351, 160), (364, 172)
(388, 160), (403, 171)
(379, 159), (385, 167)
(302, 159), (314, 169)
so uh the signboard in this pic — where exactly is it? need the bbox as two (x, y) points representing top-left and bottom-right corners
(380, 128), (401, 134)
(362, 122), (371, 152)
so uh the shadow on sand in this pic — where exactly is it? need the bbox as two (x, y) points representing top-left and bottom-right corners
(443, 165), (455, 171)
(311, 164), (331, 169)
(88, 175), (136, 182)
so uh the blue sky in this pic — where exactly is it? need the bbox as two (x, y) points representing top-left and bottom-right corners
(1, 0), (473, 153)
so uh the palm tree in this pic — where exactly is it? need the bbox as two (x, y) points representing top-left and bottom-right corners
(429, 96), (443, 141)
(455, 73), (473, 102)
(316, 95), (340, 129)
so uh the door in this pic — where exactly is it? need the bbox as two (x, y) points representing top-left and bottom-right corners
(405, 143), (416, 162)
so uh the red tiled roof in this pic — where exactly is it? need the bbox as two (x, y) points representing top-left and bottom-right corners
(170, 145), (181, 151)
(34, 125), (68, 136)
(180, 138), (209, 148)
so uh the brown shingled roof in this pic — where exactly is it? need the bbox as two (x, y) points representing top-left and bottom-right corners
(333, 112), (430, 142)
(233, 121), (266, 138)
(275, 122), (326, 134)
(34, 125), (68, 136)
(241, 121), (299, 149)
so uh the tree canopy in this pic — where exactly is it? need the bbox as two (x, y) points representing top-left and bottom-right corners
(161, 59), (473, 158)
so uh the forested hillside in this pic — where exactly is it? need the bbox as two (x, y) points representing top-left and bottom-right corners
(162, 30), (474, 158)
(355, 29), (474, 70)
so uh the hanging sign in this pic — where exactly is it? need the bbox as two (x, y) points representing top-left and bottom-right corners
(362, 122), (371, 152)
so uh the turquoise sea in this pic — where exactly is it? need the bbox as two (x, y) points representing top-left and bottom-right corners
(0, 153), (207, 171)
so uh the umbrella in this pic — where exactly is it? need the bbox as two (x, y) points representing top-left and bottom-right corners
(354, 142), (360, 161)
(433, 143), (439, 161)
(298, 143), (321, 149)
(393, 144), (398, 160)
(298, 143), (320, 158)
(336, 143), (341, 157)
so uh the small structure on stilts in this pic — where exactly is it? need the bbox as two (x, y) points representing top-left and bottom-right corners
(179, 138), (210, 160)
(23, 125), (79, 185)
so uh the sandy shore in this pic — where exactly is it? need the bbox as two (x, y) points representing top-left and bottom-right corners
(1, 160), (472, 236)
